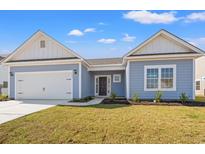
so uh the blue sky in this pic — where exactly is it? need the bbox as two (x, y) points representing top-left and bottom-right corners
(0, 10), (205, 59)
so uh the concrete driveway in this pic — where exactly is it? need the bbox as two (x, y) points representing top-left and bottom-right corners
(0, 100), (65, 124)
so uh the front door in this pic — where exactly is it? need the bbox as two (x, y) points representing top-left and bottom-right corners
(99, 77), (107, 96)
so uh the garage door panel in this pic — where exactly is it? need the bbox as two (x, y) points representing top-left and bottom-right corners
(15, 71), (73, 100)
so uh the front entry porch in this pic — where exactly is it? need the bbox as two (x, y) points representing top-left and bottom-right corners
(95, 75), (111, 97)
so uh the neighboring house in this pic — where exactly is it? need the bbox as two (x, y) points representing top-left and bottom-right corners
(1, 29), (205, 100)
(195, 55), (205, 96)
(0, 55), (8, 95)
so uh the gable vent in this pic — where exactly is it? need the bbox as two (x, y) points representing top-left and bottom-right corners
(40, 40), (46, 48)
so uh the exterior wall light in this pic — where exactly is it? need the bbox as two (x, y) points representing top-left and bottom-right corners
(73, 69), (77, 75)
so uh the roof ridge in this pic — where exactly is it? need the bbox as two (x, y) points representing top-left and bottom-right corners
(86, 57), (122, 60)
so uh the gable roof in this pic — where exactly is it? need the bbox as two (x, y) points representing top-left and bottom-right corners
(86, 58), (123, 65)
(124, 29), (205, 57)
(0, 54), (8, 63)
(2, 30), (85, 63)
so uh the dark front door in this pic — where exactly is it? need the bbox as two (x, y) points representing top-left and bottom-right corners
(99, 77), (107, 96)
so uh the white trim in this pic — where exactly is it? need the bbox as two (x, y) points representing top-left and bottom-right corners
(3, 59), (82, 67)
(144, 64), (176, 91)
(3, 31), (85, 63)
(14, 70), (73, 100)
(113, 74), (121, 83)
(7, 66), (10, 98)
(126, 61), (130, 99)
(193, 59), (196, 99)
(79, 63), (82, 99)
(124, 30), (205, 57)
(14, 70), (73, 75)
(88, 66), (125, 71)
(94, 75), (111, 97)
(124, 53), (202, 61)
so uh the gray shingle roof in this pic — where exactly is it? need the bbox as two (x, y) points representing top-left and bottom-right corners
(86, 58), (123, 65)
(0, 54), (7, 62)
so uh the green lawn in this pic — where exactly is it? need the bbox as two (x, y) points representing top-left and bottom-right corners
(195, 96), (205, 102)
(0, 104), (205, 144)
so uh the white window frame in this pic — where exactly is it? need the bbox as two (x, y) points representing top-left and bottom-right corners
(94, 75), (111, 97)
(144, 65), (176, 91)
(113, 74), (121, 83)
(195, 79), (201, 91)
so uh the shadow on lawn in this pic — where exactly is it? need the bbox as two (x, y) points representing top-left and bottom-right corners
(89, 104), (131, 109)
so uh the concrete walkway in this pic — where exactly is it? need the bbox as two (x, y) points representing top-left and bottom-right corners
(60, 98), (104, 106)
(0, 100), (62, 124)
(0, 98), (104, 124)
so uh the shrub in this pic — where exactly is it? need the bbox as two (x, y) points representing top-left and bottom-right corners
(0, 94), (8, 101)
(110, 92), (117, 101)
(179, 93), (189, 103)
(132, 93), (140, 103)
(71, 96), (93, 102)
(154, 91), (162, 103)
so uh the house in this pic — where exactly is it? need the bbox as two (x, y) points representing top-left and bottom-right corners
(195, 55), (205, 96)
(1, 29), (205, 100)
(0, 55), (8, 95)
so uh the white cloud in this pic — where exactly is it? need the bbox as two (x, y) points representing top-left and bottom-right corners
(186, 37), (205, 49)
(97, 38), (116, 44)
(122, 34), (136, 42)
(123, 11), (178, 24)
(185, 12), (205, 22)
(84, 28), (96, 33)
(68, 29), (84, 36)
(98, 22), (107, 25)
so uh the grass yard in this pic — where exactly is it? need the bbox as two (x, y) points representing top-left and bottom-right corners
(195, 96), (205, 102)
(0, 104), (205, 144)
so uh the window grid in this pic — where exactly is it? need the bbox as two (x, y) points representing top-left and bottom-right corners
(146, 68), (158, 89)
(144, 65), (176, 91)
(196, 81), (200, 90)
(161, 68), (174, 89)
(113, 74), (121, 83)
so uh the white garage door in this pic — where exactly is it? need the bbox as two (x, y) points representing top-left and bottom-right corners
(15, 71), (73, 100)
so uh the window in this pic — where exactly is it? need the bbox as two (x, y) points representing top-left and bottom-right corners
(113, 74), (121, 83)
(196, 81), (200, 90)
(144, 65), (176, 91)
(40, 40), (45, 48)
(161, 68), (173, 89)
(146, 68), (158, 89)
(3, 81), (8, 88)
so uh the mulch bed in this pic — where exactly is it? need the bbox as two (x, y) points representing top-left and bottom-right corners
(102, 98), (205, 107)
(102, 98), (130, 104)
(129, 100), (205, 107)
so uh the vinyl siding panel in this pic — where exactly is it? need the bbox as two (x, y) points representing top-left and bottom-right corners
(12, 34), (76, 61)
(195, 56), (205, 96)
(81, 65), (92, 97)
(129, 59), (194, 100)
(132, 35), (192, 56)
(10, 64), (79, 99)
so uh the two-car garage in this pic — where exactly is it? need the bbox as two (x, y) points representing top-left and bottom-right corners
(15, 71), (73, 100)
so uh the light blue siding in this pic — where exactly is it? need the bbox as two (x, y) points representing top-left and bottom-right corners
(90, 70), (125, 97)
(81, 65), (92, 97)
(129, 59), (194, 100)
(10, 64), (79, 99)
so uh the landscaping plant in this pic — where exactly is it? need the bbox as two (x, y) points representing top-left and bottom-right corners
(154, 91), (162, 103)
(179, 92), (189, 103)
(132, 93), (140, 103)
(0, 94), (8, 101)
(110, 92), (117, 101)
(71, 96), (93, 102)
